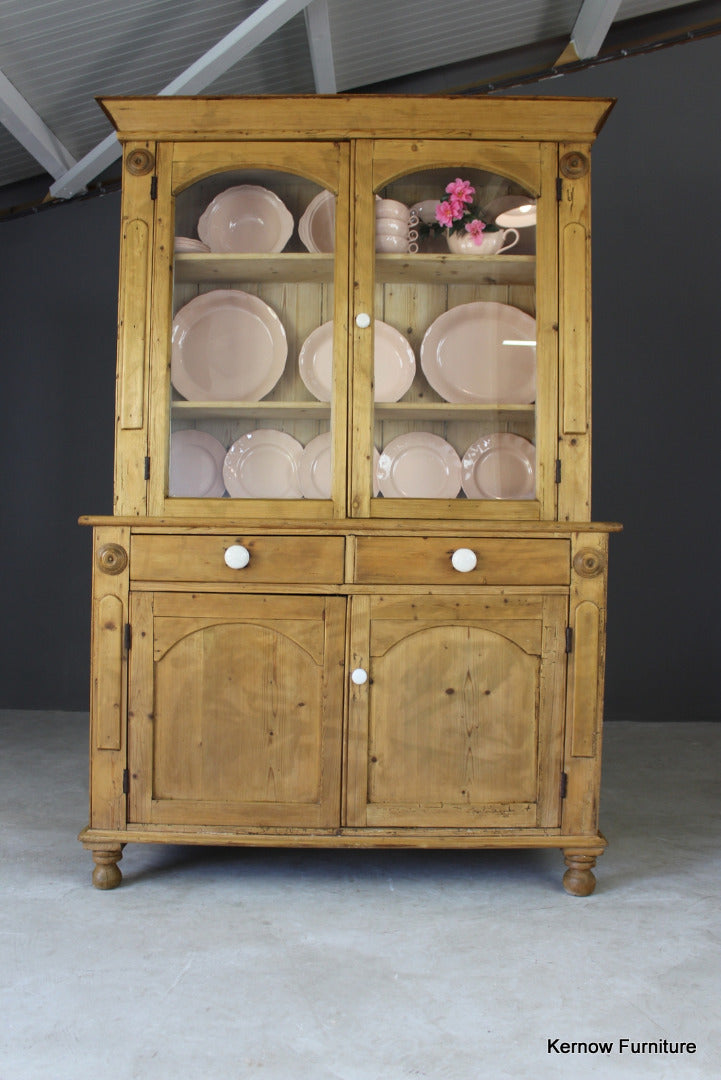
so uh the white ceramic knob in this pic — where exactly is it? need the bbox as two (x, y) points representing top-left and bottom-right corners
(224, 544), (250, 570)
(351, 668), (368, 685)
(451, 547), (477, 573)
(355, 312), (371, 328)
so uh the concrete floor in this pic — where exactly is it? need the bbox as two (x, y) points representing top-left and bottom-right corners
(1, 711), (719, 1080)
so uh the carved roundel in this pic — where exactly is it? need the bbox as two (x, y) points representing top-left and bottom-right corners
(573, 548), (605, 578)
(96, 543), (128, 576)
(560, 151), (589, 179)
(125, 148), (155, 176)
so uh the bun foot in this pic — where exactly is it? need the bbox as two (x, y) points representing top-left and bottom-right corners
(562, 851), (597, 896)
(91, 846), (123, 889)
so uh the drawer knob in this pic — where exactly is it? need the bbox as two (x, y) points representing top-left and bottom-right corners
(451, 547), (477, 573)
(355, 312), (371, 328)
(224, 544), (250, 570)
(351, 667), (368, 685)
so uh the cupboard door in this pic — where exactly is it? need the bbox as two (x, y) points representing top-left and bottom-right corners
(350, 139), (558, 520)
(128, 593), (345, 828)
(146, 140), (352, 520)
(346, 593), (567, 828)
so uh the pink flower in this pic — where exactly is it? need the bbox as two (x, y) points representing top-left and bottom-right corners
(435, 200), (457, 228)
(465, 218), (486, 244)
(448, 196), (465, 220)
(445, 178), (475, 204)
(435, 195), (467, 227)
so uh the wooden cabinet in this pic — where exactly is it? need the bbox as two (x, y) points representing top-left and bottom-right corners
(346, 593), (567, 830)
(127, 592), (345, 830)
(80, 95), (619, 894)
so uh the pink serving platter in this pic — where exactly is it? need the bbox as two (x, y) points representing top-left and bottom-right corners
(421, 301), (536, 404)
(171, 290), (287, 402)
(299, 319), (415, 402)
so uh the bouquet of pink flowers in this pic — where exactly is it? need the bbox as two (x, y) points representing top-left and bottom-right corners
(433, 178), (499, 243)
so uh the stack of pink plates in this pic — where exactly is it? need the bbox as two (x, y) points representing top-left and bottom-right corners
(421, 301), (536, 403)
(197, 185), (294, 253)
(169, 429), (226, 498)
(223, 430), (303, 499)
(174, 237), (210, 253)
(299, 320), (415, 402)
(377, 433), (461, 498)
(171, 290), (287, 402)
(461, 433), (535, 499)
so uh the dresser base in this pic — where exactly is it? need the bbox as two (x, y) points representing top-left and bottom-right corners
(79, 827), (606, 894)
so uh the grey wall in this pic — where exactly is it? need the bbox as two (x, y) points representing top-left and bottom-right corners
(1, 34), (719, 717)
(1, 187), (118, 707)
(515, 38), (721, 720)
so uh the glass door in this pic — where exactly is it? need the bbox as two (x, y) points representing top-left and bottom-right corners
(350, 140), (556, 520)
(148, 141), (350, 518)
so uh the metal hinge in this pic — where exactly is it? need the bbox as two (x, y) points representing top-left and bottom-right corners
(556, 176), (563, 201)
(144, 456), (151, 480)
(555, 458), (562, 484)
(150, 175), (158, 200)
(565, 626), (573, 653)
(560, 771), (568, 799)
(122, 768), (130, 795)
(124, 623), (132, 652)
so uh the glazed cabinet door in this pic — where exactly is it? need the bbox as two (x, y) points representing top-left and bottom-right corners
(141, 140), (351, 519)
(350, 139), (557, 520)
(346, 593), (567, 828)
(127, 593), (345, 828)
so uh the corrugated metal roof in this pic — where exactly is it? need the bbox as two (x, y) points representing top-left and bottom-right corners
(0, 0), (713, 195)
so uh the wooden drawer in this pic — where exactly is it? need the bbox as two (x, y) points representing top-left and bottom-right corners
(354, 536), (570, 585)
(131, 534), (345, 584)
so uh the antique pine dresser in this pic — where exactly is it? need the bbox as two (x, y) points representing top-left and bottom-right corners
(80, 94), (620, 894)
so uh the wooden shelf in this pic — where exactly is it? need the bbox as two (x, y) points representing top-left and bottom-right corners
(173, 253), (335, 284)
(375, 402), (535, 420)
(375, 253), (535, 285)
(171, 400), (534, 421)
(171, 399), (331, 420)
(173, 251), (535, 287)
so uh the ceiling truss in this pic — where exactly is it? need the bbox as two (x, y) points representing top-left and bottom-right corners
(1, 0), (334, 202)
(557, 0), (624, 64)
(0, 68), (78, 181)
(0, 0), (719, 207)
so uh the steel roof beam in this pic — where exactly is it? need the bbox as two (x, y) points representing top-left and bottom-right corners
(49, 0), (316, 200)
(304, 0), (337, 92)
(0, 68), (77, 180)
(557, 0), (624, 64)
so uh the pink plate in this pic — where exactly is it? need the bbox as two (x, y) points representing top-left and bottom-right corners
(298, 321), (334, 401)
(299, 190), (335, 253)
(299, 431), (332, 499)
(461, 432), (536, 500)
(197, 185), (294, 253)
(171, 290), (287, 402)
(169, 429), (226, 498)
(377, 432), (461, 499)
(298, 320), (415, 402)
(421, 301), (536, 404)
(223, 429), (303, 499)
(174, 237), (210, 253)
